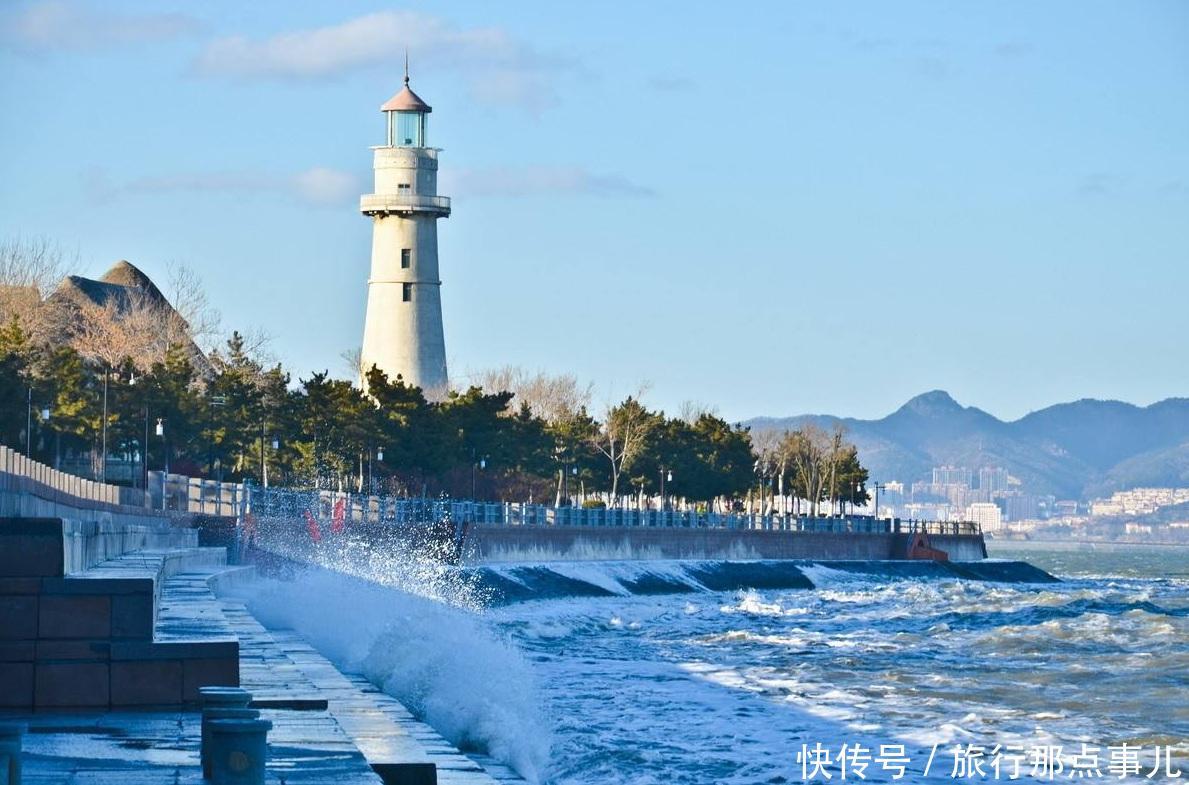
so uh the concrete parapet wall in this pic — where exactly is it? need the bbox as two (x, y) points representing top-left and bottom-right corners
(467, 525), (987, 564)
(0, 518), (235, 710)
(0, 444), (151, 513)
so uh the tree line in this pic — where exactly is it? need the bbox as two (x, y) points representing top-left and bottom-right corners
(0, 238), (870, 512)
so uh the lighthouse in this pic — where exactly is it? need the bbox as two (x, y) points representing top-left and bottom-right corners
(359, 66), (451, 398)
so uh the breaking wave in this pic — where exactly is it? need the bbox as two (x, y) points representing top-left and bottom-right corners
(246, 567), (551, 783)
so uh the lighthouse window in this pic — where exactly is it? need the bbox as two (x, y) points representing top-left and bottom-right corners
(402, 283), (412, 302)
(398, 183), (411, 190)
(396, 111), (424, 147)
(401, 249), (411, 268)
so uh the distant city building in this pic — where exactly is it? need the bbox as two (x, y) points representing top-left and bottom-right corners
(904, 502), (955, 522)
(1053, 500), (1081, 517)
(932, 466), (973, 486)
(966, 502), (1004, 532)
(999, 492), (1040, 522)
(978, 466), (1011, 494)
(1089, 487), (1189, 517)
(1090, 500), (1125, 517)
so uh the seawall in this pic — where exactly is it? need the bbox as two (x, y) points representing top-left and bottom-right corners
(465, 525), (988, 563)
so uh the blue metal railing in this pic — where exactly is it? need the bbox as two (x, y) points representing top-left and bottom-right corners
(244, 485), (981, 536)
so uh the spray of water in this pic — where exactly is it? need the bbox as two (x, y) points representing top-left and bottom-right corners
(241, 490), (550, 781)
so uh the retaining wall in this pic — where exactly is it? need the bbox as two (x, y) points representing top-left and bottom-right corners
(467, 525), (987, 563)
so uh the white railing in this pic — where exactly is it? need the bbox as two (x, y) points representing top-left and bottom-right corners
(146, 471), (247, 518)
(360, 193), (451, 214)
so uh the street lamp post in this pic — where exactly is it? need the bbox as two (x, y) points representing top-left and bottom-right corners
(471, 450), (486, 500)
(207, 394), (227, 481)
(266, 436), (279, 488)
(368, 446), (384, 494)
(659, 466), (673, 511)
(127, 371), (149, 490)
(155, 418), (168, 511)
(873, 482), (887, 520)
(98, 367), (133, 483)
(259, 420), (267, 488)
(100, 368), (109, 480)
(142, 404), (149, 491)
(564, 463), (577, 506)
(25, 387), (32, 457)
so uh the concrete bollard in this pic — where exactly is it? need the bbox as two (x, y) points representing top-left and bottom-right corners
(199, 686), (253, 710)
(0, 724), (25, 785)
(199, 687), (254, 778)
(207, 718), (272, 785)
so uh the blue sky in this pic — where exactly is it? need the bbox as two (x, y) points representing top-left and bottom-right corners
(1, 1), (1186, 422)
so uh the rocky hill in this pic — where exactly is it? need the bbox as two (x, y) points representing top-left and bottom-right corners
(747, 391), (1189, 499)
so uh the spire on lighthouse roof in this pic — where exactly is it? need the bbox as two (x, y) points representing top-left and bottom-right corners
(381, 53), (432, 113)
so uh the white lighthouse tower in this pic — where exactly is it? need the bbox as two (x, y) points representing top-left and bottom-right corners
(359, 65), (451, 397)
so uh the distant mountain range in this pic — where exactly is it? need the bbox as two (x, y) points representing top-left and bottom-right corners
(746, 391), (1189, 500)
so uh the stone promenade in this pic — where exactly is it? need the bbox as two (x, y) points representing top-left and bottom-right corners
(2, 539), (525, 784)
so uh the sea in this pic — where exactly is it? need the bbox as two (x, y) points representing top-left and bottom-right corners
(246, 540), (1189, 785)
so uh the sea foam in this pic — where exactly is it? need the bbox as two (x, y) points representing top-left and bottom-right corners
(247, 567), (551, 783)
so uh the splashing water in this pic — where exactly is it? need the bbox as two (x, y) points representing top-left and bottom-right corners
(240, 506), (1188, 784)
(248, 567), (551, 782)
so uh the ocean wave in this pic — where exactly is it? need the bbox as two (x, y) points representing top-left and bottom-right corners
(246, 567), (551, 782)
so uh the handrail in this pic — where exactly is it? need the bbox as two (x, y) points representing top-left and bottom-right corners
(245, 486), (982, 536)
(360, 193), (451, 213)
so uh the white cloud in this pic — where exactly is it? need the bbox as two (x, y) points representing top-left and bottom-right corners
(85, 166), (363, 207)
(191, 10), (575, 112)
(1, 1), (200, 51)
(444, 166), (654, 199)
(291, 167), (361, 206)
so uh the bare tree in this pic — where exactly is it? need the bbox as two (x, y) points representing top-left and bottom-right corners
(70, 291), (173, 372)
(592, 392), (654, 503)
(779, 423), (852, 516)
(751, 428), (784, 514)
(0, 236), (74, 335)
(474, 365), (593, 423)
(341, 346), (365, 381)
(165, 263), (220, 352)
(678, 399), (719, 424)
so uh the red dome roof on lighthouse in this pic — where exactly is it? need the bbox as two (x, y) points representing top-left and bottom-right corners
(381, 54), (432, 113)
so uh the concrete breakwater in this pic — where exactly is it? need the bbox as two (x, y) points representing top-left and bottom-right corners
(468, 558), (1057, 605)
(465, 524), (988, 563)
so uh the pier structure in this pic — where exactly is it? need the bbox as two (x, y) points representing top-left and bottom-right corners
(359, 65), (451, 398)
(0, 449), (523, 784)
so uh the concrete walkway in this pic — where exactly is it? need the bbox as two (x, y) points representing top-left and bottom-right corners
(7, 558), (526, 784)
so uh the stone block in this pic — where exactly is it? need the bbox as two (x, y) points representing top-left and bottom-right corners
(183, 657), (239, 701)
(41, 576), (155, 595)
(111, 639), (237, 661)
(0, 595), (37, 640)
(38, 595), (110, 639)
(34, 661), (109, 707)
(35, 640), (109, 661)
(0, 578), (40, 594)
(0, 641), (34, 662)
(111, 593), (154, 639)
(371, 762), (437, 785)
(0, 662), (33, 707)
(0, 519), (64, 577)
(111, 659), (183, 706)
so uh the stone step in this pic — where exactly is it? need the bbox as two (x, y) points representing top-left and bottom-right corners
(0, 537), (240, 709)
